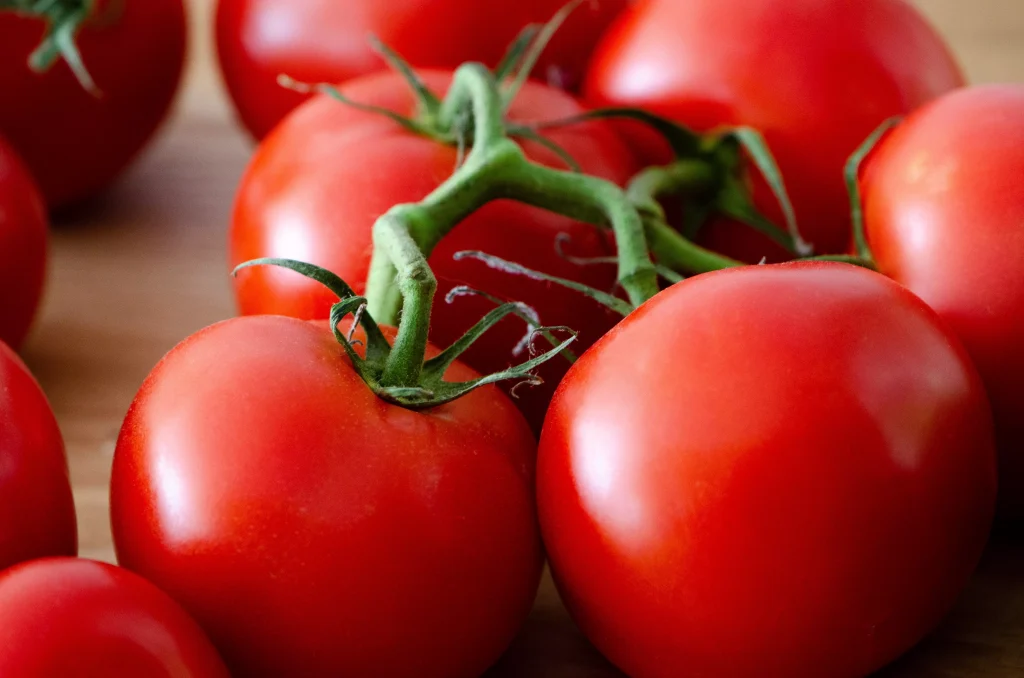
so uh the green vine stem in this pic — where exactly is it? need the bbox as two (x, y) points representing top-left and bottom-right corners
(644, 218), (742, 274)
(364, 62), (660, 328)
(626, 161), (718, 216)
(373, 216), (437, 388)
(624, 162), (743, 274)
(1, 0), (98, 93)
(528, 110), (812, 258)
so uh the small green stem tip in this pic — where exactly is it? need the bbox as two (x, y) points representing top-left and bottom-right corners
(846, 117), (902, 264)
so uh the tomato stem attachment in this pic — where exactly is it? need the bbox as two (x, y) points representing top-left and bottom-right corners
(1, 0), (99, 94)
(233, 259), (576, 409)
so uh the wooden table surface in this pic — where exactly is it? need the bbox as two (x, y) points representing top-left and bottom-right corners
(20, 1), (1024, 675)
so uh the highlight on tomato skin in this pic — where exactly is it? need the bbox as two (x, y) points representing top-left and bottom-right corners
(215, 0), (630, 140)
(110, 315), (545, 678)
(584, 0), (964, 263)
(0, 557), (230, 677)
(538, 262), (997, 678)
(859, 84), (1024, 520)
(0, 0), (187, 208)
(0, 341), (77, 574)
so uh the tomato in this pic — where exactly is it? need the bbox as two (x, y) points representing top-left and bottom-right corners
(0, 136), (47, 349)
(216, 0), (629, 140)
(0, 557), (229, 676)
(861, 85), (1024, 518)
(0, 0), (186, 208)
(111, 315), (543, 677)
(538, 262), (996, 678)
(0, 341), (76, 573)
(229, 69), (634, 433)
(585, 0), (964, 260)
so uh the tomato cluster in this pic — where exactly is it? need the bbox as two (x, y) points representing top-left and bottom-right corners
(1, 0), (1022, 677)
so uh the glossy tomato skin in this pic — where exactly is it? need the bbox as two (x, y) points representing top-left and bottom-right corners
(0, 0), (186, 208)
(585, 0), (964, 260)
(539, 263), (996, 678)
(216, 0), (629, 139)
(111, 316), (543, 678)
(0, 137), (46, 349)
(862, 85), (1024, 518)
(0, 341), (76, 572)
(0, 557), (230, 677)
(230, 70), (634, 433)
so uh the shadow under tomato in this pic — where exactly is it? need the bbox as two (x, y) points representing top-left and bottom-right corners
(485, 569), (624, 678)
(874, 531), (1024, 678)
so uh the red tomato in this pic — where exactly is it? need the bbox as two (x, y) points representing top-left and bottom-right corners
(0, 341), (76, 572)
(0, 136), (46, 349)
(111, 316), (543, 678)
(538, 263), (996, 678)
(229, 69), (634, 433)
(216, 0), (629, 140)
(861, 85), (1024, 518)
(0, 557), (229, 676)
(585, 0), (964, 260)
(0, 0), (186, 208)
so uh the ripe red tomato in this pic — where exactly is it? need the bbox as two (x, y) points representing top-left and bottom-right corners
(230, 69), (634, 433)
(0, 0), (186, 208)
(861, 85), (1024, 518)
(0, 136), (47, 349)
(538, 262), (996, 678)
(0, 557), (229, 676)
(0, 341), (76, 572)
(585, 0), (964, 260)
(216, 0), (629, 140)
(111, 316), (543, 677)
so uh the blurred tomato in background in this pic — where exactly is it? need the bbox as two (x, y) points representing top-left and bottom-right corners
(585, 0), (964, 261)
(216, 0), (630, 139)
(0, 0), (187, 208)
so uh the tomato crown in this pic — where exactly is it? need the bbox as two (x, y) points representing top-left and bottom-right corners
(1, 0), (105, 94)
(234, 257), (575, 410)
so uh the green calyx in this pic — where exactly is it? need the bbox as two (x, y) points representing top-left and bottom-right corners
(233, 259), (576, 410)
(1, 0), (99, 94)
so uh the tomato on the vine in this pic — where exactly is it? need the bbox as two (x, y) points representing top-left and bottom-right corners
(111, 316), (544, 677)
(0, 136), (47, 349)
(0, 0), (186, 208)
(585, 0), (964, 260)
(0, 341), (76, 573)
(0, 558), (229, 676)
(539, 262), (996, 678)
(215, 0), (629, 139)
(230, 69), (636, 432)
(861, 84), (1024, 517)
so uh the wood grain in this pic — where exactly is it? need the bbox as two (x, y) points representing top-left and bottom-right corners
(17, 0), (1024, 675)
